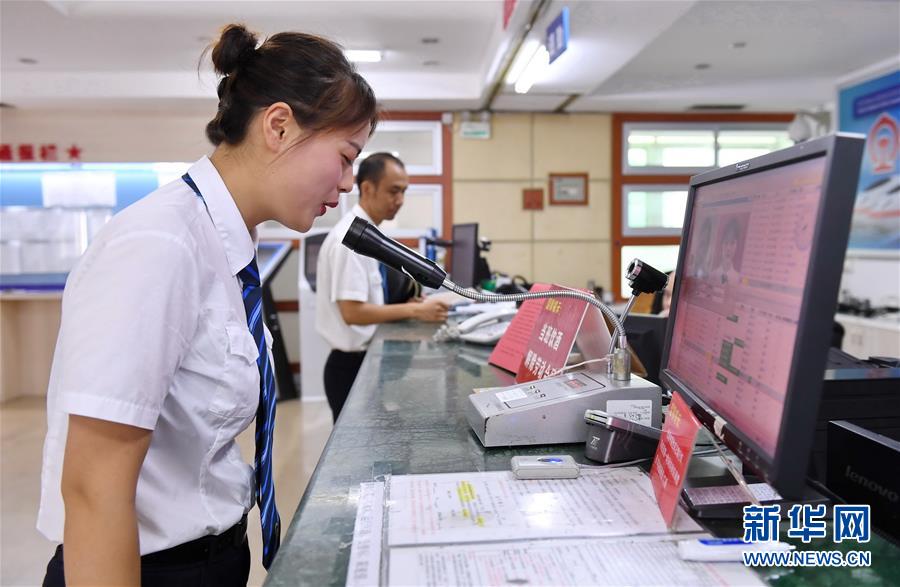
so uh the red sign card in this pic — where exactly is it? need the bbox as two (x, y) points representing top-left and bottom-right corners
(488, 283), (552, 374)
(650, 391), (701, 528)
(515, 285), (590, 383)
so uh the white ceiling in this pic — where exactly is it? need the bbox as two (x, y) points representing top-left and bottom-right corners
(1, 0), (898, 114)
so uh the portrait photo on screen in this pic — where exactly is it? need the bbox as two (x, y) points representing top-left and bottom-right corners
(710, 213), (750, 287)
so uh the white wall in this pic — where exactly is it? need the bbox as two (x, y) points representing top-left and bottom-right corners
(842, 254), (900, 308)
(452, 113), (614, 291)
(0, 109), (212, 162)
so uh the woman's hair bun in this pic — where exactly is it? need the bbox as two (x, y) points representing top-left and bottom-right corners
(210, 24), (258, 76)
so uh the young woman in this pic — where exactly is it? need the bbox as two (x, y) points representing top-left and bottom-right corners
(715, 218), (743, 286)
(38, 24), (378, 586)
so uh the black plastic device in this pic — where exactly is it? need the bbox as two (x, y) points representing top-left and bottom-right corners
(343, 217), (447, 289)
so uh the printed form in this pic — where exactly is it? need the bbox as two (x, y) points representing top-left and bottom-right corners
(387, 467), (699, 546)
(347, 470), (764, 587)
(346, 482), (386, 587)
(388, 536), (764, 586)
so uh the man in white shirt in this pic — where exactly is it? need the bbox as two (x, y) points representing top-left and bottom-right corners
(316, 153), (448, 421)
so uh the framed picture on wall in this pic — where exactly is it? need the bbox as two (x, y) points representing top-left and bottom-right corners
(549, 173), (589, 205)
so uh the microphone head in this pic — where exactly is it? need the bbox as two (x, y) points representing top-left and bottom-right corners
(341, 217), (448, 289)
(342, 216), (368, 249)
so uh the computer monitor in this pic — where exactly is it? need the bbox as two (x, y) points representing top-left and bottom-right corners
(660, 134), (865, 498)
(303, 233), (327, 292)
(450, 223), (479, 288)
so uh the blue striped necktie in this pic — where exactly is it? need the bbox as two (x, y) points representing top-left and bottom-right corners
(238, 257), (281, 569)
(182, 173), (281, 569)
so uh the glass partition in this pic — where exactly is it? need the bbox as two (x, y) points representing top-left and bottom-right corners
(0, 162), (189, 282)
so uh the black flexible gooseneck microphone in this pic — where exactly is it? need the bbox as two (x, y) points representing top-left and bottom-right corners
(343, 215), (448, 289)
(342, 217), (668, 381)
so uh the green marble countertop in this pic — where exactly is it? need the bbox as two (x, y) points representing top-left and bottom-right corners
(264, 321), (900, 586)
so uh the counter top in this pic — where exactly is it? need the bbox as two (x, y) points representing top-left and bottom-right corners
(265, 321), (900, 586)
(265, 321), (574, 586)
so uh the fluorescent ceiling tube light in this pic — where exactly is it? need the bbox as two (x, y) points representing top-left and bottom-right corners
(345, 50), (382, 63)
(505, 39), (540, 85)
(514, 45), (549, 94)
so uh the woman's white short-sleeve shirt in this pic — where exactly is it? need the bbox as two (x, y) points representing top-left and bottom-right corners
(37, 156), (268, 555)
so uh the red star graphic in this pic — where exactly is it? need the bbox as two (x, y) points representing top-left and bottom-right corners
(67, 144), (82, 160)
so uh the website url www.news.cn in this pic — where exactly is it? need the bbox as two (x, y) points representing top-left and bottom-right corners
(743, 550), (872, 568)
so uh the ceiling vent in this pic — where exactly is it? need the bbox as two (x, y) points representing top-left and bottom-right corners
(688, 104), (746, 111)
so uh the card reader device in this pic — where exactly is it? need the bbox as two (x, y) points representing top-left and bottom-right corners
(467, 371), (661, 447)
(511, 455), (580, 479)
(583, 409), (662, 463)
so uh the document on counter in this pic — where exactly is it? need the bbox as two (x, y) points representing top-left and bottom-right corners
(346, 481), (386, 587)
(386, 467), (699, 547)
(387, 535), (764, 586)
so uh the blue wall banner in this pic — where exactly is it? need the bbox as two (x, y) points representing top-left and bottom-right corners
(838, 69), (900, 251)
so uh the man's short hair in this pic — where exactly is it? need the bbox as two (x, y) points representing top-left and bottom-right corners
(356, 152), (405, 193)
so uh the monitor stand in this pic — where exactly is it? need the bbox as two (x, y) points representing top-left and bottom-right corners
(681, 444), (829, 519)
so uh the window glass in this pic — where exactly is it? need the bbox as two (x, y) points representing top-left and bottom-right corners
(359, 121), (442, 174)
(627, 130), (715, 169)
(344, 184), (443, 238)
(624, 124), (790, 173)
(624, 186), (688, 236)
(717, 130), (792, 166)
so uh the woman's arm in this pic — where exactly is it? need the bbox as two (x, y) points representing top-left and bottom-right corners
(61, 415), (152, 586)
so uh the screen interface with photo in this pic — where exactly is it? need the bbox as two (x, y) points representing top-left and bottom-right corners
(666, 155), (828, 458)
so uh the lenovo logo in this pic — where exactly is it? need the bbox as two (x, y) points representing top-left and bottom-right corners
(845, 465), (899, 503)
(736, 162), (751, 171)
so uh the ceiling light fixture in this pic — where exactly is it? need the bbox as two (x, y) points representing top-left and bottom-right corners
(344, 50), (382, 63)
(514, 44), (550, 94)
(505, 39), (540, 85)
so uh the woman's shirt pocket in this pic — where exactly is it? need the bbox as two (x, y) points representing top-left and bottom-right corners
(210, 322), (261, 418)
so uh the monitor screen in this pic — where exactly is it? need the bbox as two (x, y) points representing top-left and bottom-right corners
(450, 223), (478, 288)
(661, 134), (864, 496)
(667, 155), (827, 458)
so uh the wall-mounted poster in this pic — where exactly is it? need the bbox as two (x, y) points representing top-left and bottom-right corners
(838, 68), (900, 252)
